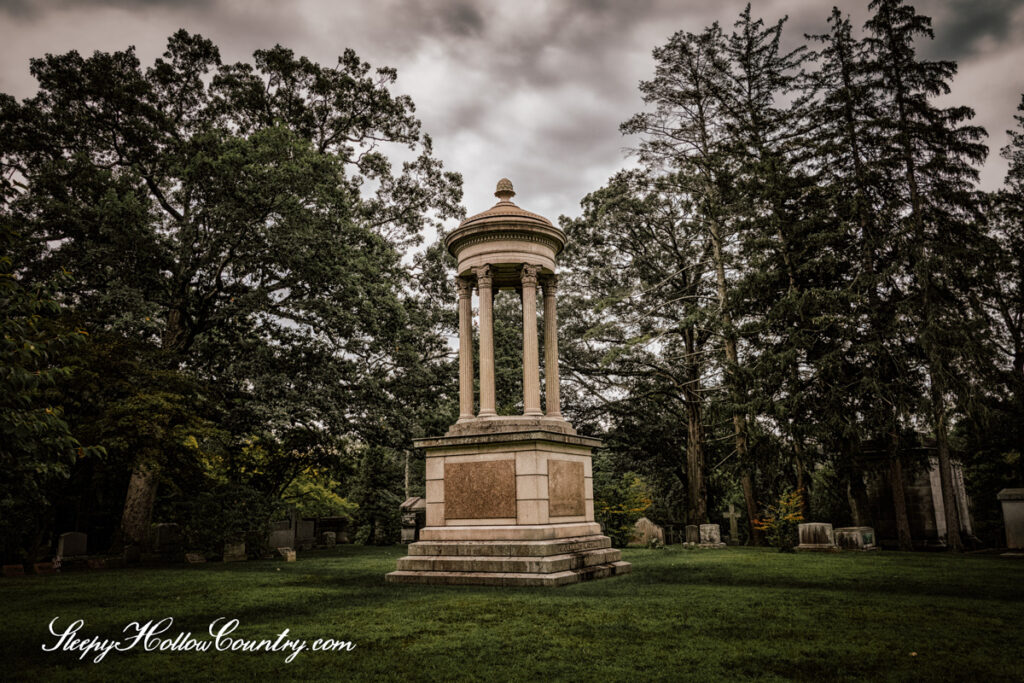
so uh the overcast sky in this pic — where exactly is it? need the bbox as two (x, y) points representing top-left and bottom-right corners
(2, 0), (1023, 227)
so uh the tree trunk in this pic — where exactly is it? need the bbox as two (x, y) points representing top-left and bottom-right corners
(931, 389), (964, 551)
(793, 436), (812, 520)
(847, 467), (871, 527)
(117, 461), (159, 551)
(685, 400), (707, 525)
(740, 467), (761, 546)
(888, 439), (913, 551)
(708, 215), (761, 544)
(114, 307), (185, 552)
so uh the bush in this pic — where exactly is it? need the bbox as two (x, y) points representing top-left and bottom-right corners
(754, 488), (805, 552)
(594, 471), (652, 548)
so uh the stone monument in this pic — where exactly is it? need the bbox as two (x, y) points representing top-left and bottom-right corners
(387, 180), (631, 586)
(795, 522), (840, 552)
(997, 488), (1024, 550)
(699, 523), (726, 548)
(631, 517), (665, 546)
(834, 526), (879, 551)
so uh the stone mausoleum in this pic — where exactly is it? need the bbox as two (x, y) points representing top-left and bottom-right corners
(387, 179), (631, 586)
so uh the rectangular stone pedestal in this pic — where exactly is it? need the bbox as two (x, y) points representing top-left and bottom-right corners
(387, 428), (630, 587)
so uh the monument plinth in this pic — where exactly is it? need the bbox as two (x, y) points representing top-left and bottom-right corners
(386, 180), (631, 586)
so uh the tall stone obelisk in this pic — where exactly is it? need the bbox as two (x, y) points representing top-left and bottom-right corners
(386, 179), (631, 586)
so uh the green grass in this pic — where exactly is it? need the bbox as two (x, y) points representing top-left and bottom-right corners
(4, 546), (1022, 682)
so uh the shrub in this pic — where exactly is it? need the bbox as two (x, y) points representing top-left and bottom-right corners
(594, 472), (652, 548)
(753, 488), (805, 552)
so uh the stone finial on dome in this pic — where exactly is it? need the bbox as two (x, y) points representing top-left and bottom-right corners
(494, 178), (515, 202)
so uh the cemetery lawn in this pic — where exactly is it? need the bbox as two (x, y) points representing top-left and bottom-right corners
(4, 546), (1023, 682)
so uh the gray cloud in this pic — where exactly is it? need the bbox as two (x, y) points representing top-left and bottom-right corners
(924, 0), (1024, 59)
(0, 0), (207, 19)
(0, 0), (1022, 222)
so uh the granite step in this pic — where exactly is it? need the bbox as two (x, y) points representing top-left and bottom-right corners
(396, 547), (621, 574)
(385, 561), (632, 587)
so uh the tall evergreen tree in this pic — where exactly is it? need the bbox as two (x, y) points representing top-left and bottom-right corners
(620, 20), (763, 540)
(863, 0), (989, 551)
(808, 7), (923, 549)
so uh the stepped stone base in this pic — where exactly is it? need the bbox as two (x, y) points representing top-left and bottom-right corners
(386, 534), (631, 587)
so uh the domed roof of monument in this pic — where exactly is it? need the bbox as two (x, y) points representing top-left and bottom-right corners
(456, 179), (555, 231)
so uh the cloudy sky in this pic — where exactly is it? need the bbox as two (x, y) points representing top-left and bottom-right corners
(2, 0), (1023, 226)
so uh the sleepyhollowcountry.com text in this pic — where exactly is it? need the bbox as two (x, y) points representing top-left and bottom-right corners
(41, 617), (355, 663)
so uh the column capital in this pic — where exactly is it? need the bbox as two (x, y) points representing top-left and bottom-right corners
(520, 264), (540, 288)
(542, 274), (558, 296)
(473, 265), (492, 289)
(456, 276), (473, 298)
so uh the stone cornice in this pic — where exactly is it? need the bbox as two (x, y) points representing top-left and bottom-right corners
(446, 225), (566, 259)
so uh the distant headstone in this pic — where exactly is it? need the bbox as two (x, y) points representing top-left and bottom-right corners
(2, 564), (25, 577)
(699, 523), (726, 548)
(223, 542), (246, 563)
(997, 489), (1024, 550)
(86, 558), (108, 570)
(295, 521), (316, 550)
(723, 504), (741, 543)
(834, 526), (879, 551)
(123, 545), (142, 563)
(400, 497), (427, 544)
(320, 531), (336, 547)
(796, 522), (839, 552)
(685, 525), (700, 544)
(630, 517), (666, 546)
(185, 552), (206, 564)
(276, 547), (296, 562)
(268, 520), (294, 550)
(56, 531), (87, 558)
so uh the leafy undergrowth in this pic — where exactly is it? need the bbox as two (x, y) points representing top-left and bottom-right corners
(4, 546), (1022, 681)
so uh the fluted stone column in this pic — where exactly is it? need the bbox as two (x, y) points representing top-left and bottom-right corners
(521, 265), (542, 416)
(457, 276), (474, 421)
(474, 265), (496, 417)
(543, 275), (561, 418)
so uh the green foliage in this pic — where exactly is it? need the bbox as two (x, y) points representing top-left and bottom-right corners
(593, 460), (652, 548)
(173, 482), (282, 556)
(0, 226), (102, 561)
(281, 474), (357, 521)
(0, 30), (463, 546)
(349, 445), (403, 545)
(754, 489), (805, 552)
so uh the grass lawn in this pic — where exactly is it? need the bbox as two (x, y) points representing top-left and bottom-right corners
(3, 545), (1022, 682)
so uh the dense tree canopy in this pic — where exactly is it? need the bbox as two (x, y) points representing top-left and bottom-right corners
(0, 31), (461, 557)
